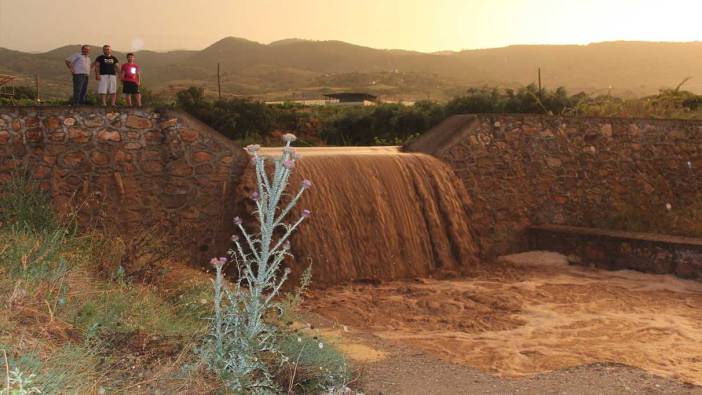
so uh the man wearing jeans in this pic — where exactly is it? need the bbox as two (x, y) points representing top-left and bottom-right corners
(64, 45), (91, 105)
(93, 45), (119, 106)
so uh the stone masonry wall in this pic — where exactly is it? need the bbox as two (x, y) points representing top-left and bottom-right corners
(0, 106), (248, 263)
(407, 114), (702, 258)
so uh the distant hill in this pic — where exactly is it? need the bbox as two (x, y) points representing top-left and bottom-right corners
(2, 38), (702, 101)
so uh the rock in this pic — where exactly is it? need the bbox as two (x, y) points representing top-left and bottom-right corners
(168, 160), (193, 177)
(24, 117), (40, 128)
(24, 128), (44, 143)
(126, 115), (152, 129)
(159, 118), (178, 128)
(49, 131), (66, 142)
(124, 142), (142, 150)
(179, 129), (198, 143)
(61, 151), (85, 168)
(106, 112), (120, 121)
(141, 150), (161, 161)
(144, 130), (163, 144)
(114, 150), (131, 162)
(97, 129), (121, 142)
(83, 116), (104, 128)
(90, 151), (110, 166)
(68, 127), (92, 143)
(0, 131), (10, 144)
(192, 151), (213, 163)
(141, 161), (163, 174)
(45, 116), (61, 129)
(33, 166), (51, 178)
(63, 117), (76, 126)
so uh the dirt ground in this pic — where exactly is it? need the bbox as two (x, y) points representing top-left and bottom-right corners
(305, 252), (702, 394)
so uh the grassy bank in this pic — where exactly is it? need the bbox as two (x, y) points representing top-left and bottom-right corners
(0, 172), (353, 394)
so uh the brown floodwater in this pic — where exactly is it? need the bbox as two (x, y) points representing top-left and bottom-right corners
(308, 252), (702, 385)
(237, 147), (478, 285)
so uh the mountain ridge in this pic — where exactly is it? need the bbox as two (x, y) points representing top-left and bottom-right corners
(2, 37), (702, 101)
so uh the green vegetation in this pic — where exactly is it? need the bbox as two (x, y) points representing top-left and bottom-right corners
(0, 172), (215, 393)
(173, 83), (702, 147)
(0, 169), (356, 393)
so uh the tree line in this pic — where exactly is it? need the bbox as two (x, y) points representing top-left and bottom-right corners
(6, 82), (702, 146)
(175, 84), (702, 146)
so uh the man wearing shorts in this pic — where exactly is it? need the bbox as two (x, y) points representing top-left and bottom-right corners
(93, 45), (119, 106)
(120, 53), (142, 107)
(64, 45), (91, 105)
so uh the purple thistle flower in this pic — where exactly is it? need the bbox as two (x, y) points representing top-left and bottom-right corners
(302, 179), (312, 189)
(283, 159), (295, 169)
(233, 216), (243, 225)
(251, 191), (260, 201)
(210, 257), (226, 268)
(302, 209), (311, 218)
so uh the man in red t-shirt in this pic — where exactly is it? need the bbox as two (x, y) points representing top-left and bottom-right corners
(120, 53), (142, 107)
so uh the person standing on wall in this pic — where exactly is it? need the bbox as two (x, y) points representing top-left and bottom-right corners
(120, 53), (142, 107)
(64, 45), (91, 105)
(92, 45), (119, 106)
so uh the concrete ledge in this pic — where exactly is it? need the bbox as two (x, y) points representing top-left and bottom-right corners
(528, 225), (702, 280)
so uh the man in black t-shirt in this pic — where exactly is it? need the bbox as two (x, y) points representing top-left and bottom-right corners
(92, 45), (119, 106)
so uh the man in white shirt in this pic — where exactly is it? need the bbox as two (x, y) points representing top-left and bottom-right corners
(64, 45), (91, 105)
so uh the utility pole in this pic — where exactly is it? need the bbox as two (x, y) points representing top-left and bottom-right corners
(217, 63), (222, 100)
(35, 74), (40, 103)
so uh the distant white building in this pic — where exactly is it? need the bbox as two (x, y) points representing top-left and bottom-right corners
(266, 92), (377, 106)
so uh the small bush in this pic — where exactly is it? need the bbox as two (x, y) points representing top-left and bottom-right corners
(277, 333), (352, 394)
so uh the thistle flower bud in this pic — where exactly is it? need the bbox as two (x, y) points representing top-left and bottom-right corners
(302, 209), (311, 218)
(302, 179), (312, 189)
(282, 133), (297, 142)
(251, 191), (260, 201)
(284, 267), (292, 274)
(231, 235), (239, 242)
(233, 216), (243, 225)
(283, 159), (295, 169)
(245, 144), (261, 155)
(283, 240), (291, 250)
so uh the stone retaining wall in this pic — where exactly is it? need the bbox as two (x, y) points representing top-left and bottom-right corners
(407, 114), (702, 258)
(0, 106), (248, 262)
(529, 225), (702, 280)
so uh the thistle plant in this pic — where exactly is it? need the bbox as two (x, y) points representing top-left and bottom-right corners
(201, 133), (312, 394)
(2, 367), (41, 395)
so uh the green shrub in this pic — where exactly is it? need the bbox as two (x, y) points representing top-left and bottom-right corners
(277, 333), (352, 394)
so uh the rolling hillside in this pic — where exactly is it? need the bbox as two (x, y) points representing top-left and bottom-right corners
(1, 37), (702, 101)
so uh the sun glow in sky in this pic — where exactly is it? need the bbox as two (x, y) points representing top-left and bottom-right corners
(1, 0), (701, 52)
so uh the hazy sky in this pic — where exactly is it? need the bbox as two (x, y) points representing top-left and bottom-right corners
(1, 0), (701, 53)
